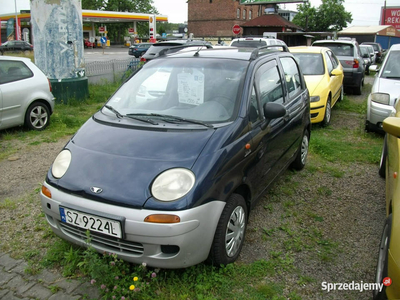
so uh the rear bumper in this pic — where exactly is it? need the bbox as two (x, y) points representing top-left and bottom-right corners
(343, 71), (363, 88)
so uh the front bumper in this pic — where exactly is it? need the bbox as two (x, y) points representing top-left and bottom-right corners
(310, 102), (326, 124)
(40, 182), (225, 269)
(366, 97), (393, 127)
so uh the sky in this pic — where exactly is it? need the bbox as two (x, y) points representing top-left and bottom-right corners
(0, 0), (399, 27)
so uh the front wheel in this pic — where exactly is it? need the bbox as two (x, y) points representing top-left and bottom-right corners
(322, 97), (331, 127)
(291, 129), (309, 170)
(379, 135), (387, 178)
(373, 214), (391, 300)
(209, 194), (247, 265)
(25, 102), (50, 131)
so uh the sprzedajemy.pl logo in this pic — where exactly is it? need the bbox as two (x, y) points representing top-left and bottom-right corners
(321, 277), (392, 293)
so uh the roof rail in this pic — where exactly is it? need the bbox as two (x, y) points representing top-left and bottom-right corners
(158, 43), (213, 58)
(250, 44), (289, 60)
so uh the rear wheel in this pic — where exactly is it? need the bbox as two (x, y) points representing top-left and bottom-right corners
(209, 194), (247, 265)
(354, 78), (363, 95)
(291, 129), (309, 170)
(25, 102), (50, 131)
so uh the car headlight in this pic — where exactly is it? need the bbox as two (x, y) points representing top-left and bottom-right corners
(310, 96), (320, 103)
(371, 93), (390, 105)
(151, 168), (195, 201)
(52, 150), (71, 178)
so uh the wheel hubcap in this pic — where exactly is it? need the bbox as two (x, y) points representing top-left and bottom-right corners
(225, 206), (246, 257)
(301, 134), (309, 165)
(30, 106), (48, 129)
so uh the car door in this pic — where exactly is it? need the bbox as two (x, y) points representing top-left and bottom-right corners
(0, 60), (33, 129)
(247, 58), (296, 200)
(325, 50), (342, 104)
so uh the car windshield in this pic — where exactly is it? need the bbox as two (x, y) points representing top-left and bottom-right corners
(381, 51), (400, 79)
(104, 58), (247, 124)
(317, 43), (353, 57)
(292, 53), (324, 76)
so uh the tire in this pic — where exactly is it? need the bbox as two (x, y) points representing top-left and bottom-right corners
(291, 129), (309, 170)
(354, 78), (363, 95)
(379, 135), (387, 178)
(373, 214), (392, 300)
(209, 193), (248, 265)
(322, 97), (331, 127)
(25, 102), (50, 131)
(338, 85), (344, 102)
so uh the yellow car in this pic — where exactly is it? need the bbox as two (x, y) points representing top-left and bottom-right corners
(375, 107), (400, 300)
(290, 46), (344, 126)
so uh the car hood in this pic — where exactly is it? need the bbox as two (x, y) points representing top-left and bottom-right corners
(304, 75), (325, 96)
(372, 77), (400, 105)
(48, 117), (215, 209)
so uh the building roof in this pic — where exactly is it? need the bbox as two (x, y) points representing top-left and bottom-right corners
(339, 25), (392, 34)
(241, 13), (303, 31)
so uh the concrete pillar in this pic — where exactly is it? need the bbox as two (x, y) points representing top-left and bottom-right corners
(30, 0), (88, 103)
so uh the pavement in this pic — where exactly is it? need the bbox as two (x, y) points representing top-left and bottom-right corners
(0, 252), (101, 300)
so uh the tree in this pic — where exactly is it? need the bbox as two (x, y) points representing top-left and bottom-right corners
(292, 0), (352, 32)
(81, 0), (159, 42)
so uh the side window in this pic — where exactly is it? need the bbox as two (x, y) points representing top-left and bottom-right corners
(324, 52), (334, 73)
(258, 65), (284, 107)
(249, 85), (260, 124)
(0, 61), (33, 84)
(280, 57), (301, 99)
(327, 51), (339, 69)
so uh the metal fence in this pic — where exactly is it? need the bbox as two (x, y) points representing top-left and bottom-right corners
(85, 58), (140, 84)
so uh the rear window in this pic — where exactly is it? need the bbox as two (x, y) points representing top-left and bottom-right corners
(315, 43), (353, 57)
(292, 53), (324, 76)
(0, 60), (33, 84)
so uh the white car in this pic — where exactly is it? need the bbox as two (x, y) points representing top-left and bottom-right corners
(366, 44), (400, 133)
(229, 37), (286, 48)
(0, 56), (55, 131)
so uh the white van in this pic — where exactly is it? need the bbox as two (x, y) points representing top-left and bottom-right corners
(229, 37), (286, 48)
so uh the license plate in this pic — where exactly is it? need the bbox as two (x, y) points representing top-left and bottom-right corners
(60, 206), (122, 238)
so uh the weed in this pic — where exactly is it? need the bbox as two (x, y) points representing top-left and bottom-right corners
(49, 285), (61, 294)
(0, 199), (17, 210)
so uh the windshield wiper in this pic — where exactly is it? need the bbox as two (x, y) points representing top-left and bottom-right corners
(127, 113), (214, 128)
(104, 105), (123, 118)
(104, 105), (158, 125)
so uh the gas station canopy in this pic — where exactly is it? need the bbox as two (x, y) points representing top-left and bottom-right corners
(0, 9), (168, 23)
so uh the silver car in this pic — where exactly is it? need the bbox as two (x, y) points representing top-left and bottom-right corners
(366, 44), (400, 132)
(0, 56), (55, 131)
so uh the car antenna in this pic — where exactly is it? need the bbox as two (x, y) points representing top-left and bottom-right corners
(193, 45), (205, 56)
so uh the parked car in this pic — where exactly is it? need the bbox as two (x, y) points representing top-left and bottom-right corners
(290, 46), (344, 126)
(128, 42), (152, 58)
(374, 107), (400, 300)
(0, 40), (33, 55)
(0, 56), (55, 131)
(366, 44), (400, 133)
(230, 37), (286, 48)
(312, 39), (365, 95)
(360, 45), (373, 75)
(40, 46), (310, 268)
(362, 42), (384, 63)
(141, 40), (212, 62)
(83, 39), (94, 48)
(362, 44), (376, 66)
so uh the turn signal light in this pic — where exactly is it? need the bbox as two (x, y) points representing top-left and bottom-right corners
(353, 59), (359, 69)
(42, 185), (52, 198)
(144, 214), (180, 223)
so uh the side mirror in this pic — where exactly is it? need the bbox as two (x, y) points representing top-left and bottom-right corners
(369, 65), (379, 73)
(263, 102), (286, 121)
(331, 69), (343, 77)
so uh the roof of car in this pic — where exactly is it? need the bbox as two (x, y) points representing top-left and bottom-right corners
(389, 44), (400, 51)
(160, 46), (289, 61)
(0, 56), (32, 62)
(289, 46), (329, 54)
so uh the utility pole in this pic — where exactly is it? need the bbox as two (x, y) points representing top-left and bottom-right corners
(383, 0), (387, 25)
(14, 0), (19, 40)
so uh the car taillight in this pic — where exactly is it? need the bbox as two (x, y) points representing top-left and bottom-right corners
(140, 57), (146, 62)
(47, 78), (52, 92)
(353, 59), (359, 69)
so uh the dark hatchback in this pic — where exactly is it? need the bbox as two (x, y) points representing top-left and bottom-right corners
(0, 40), (33, 55)
(128, 42), (152, 58)
(40, 46), (311, 268)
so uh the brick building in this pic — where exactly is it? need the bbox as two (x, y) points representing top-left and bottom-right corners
(188, 0), (269, 38)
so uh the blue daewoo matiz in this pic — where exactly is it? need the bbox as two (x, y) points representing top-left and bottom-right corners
(40, 45), (310, 268)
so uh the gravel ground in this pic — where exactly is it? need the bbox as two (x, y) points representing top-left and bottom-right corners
(0, 76), (387, 299)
